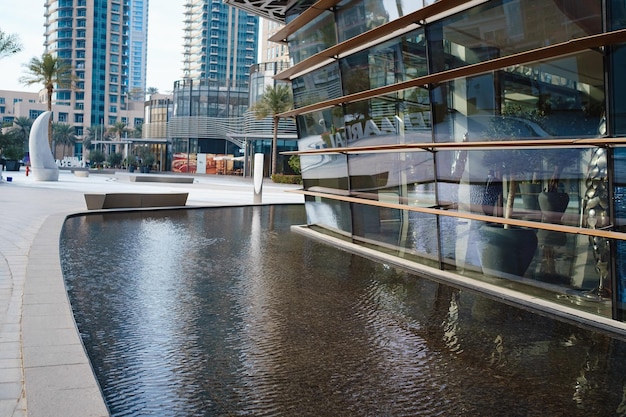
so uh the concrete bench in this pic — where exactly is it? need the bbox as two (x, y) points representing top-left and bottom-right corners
(129, 175), (195, 183)
(84, 193), (189, 210)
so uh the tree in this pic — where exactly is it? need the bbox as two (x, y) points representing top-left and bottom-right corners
(52, 122), (76, 160)
(132, 124), (143, 138)
(251, 84), (293, 176)
(89, 149), (105, 167)
(0, 130), (25, 161)
(0, 29), (22, 59)
(9, 116), (32, 145)
(108, 121), (128, 141)
(84, 124), (107, 151)
(19, 53), (74, 148)
(107, 152), (124, 168)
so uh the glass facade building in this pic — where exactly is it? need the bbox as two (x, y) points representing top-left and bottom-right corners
(230, 0), (626, 332)
(169, 1), (263, 173)
(172, 2), (300, 175)
(182, 0), (259, 83)
(44, 0), (148, 135)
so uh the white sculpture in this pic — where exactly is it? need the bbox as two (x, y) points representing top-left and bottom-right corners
(28, 111), (59, 181)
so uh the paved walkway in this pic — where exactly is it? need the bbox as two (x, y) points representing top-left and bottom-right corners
(0, 169), (303, 417)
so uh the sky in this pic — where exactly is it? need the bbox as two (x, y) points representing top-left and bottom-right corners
(0, 0), (185, 94)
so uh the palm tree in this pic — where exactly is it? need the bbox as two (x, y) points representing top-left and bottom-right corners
(252, 84), (293, 176)
(0, 30), (22, 59)
(19, 53), (74, 148)
(132, 124), (143, 138)
(7, 117), (32, 161)
(109, 121), (127, 141)
(52, 122), (76, 160)
(10, 116), (32, 144)
(84, 124), (106, 149)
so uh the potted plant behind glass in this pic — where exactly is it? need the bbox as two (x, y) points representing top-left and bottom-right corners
(477, 113), (542, 280)
(519, 172), (542, 212)
(538, 148), (582, 224)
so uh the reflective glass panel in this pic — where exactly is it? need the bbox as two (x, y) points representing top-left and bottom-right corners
(610, 0), (626, 30)
(336, 0), (431, 43)
(610, 45), (626, 135)
(613, 147), (626, 318)
(339, 29), (427, 95)
(432, 51), (605, 143)
(446, 218), (612, 318)
(342, 88), (432, 147)
(292, 62), (342, 109)
(298, 108), (351, 201)
(287, 11), (337, 65)
(436, 147), (585, 226)
(305, 196), (353, 236)
(427, 0), (602, 71)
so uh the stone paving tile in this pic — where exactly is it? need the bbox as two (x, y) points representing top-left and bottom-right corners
(22, 344), (89, 368)
(24, 362), (110, 417)
(0, 381), (22, 400)
(0, 368), (22, 384)
(0, 342), (20, 359)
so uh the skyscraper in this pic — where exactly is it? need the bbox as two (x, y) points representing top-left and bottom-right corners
(168, 0), (262, 171)
(182, 0), (258, 85)
(43, 0), (148, 135)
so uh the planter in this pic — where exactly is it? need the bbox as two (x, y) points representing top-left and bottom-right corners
(536, 229), (570, 285)
(128, 165), (135, 173)
(140, 166), (150, 173)
(479, 224), (538, 280)
(5, 160), (21, 171)
(538, 191), (569, 223)
(481, 178), (503, 216)
(519, 183), (542, 211)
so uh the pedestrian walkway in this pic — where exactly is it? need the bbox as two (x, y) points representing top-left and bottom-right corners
(0, 169), (303, 417)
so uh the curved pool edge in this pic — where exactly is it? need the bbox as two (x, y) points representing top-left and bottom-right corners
(23, 213), (110, 417)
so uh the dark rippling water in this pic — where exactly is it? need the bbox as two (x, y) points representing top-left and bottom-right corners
(61, 205), (626, 417)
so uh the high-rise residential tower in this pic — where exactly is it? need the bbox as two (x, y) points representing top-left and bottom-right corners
(168, 0), (262, 171)
(182, 0), (258, 85)
(43, 0), (148, 136)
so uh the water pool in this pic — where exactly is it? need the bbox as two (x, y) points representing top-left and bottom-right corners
(61, 205), (626, 416)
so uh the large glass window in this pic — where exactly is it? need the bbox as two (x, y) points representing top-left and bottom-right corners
(342, 88), (432, 147)
(292, 62), (342, 109)
(432, 50), (605, 143)
(339, 29), (427, 95)
(427, 0), (602, 72)
(336, 0), (428, 43)
(287, 11), (337, 65)
(292, 0), (626, 324)
(610, 45), (626, 135)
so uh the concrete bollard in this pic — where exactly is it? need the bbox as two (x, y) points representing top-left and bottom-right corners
(253, 153), (263, 204)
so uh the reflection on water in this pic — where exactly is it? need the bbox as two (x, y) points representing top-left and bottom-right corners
(61, 205), (626, 417)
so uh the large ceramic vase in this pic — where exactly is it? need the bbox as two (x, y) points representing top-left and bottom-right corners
(538, 191), (569, 223)
(479, 224), (538, 280)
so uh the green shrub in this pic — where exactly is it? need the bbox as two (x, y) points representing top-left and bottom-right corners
(271, 174), (302, 184)
(89, 149), (106, 165)
(288, 155), (301, 174)
(107, 152), (124, 168)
